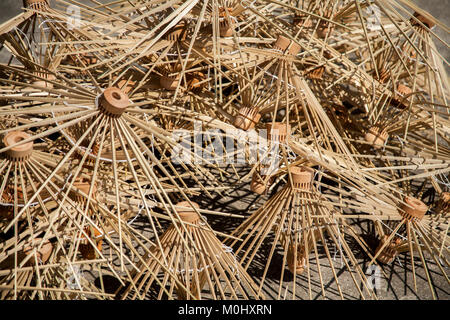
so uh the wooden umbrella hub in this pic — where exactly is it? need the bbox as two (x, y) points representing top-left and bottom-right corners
(392, 84), (412, 109)
(436, 192), (450, 214)
(266, 122), (290, 143)
(399, 196), (428, 222)
(273, 35), (301, 56)
(24, 0), (49, 11)
(98, 87), (130, 117)
(174, 201), (200, 224)
(307, 65), (326, 80)
(287, 246), (308, 274)
(160, 71), (181, 91)
(3, 131), (33, 161)
(364, 126), (388, 148)
(186, 72), (206, 93)
(374, 67), (389, 84)
(396, 84), (412, 97)
(79, 226), (103, 260)
(72, 177), (97, 202)
(233, 106), (261, 131)
(317, 9), (335, 38)
(166, 20), (187, 42)
(250, 172), (274, 195)
(294, 13), (313, 28)
(375, 235), (403, 264)
(287, 229), (321, 274)
(290, 166), (314, 191)
(411, 12), (435, 29)
(219, 7), (233, 17)
(23, 238), (53, 265)
(32, 72), (56, 89)
(219, 7), (235, 37)
(307, 52), (331, 79)
(65, 53), (98, 67)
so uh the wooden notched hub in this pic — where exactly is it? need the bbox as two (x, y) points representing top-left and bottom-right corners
(98, 87), (130, 117)
(2, 131), (33, 162)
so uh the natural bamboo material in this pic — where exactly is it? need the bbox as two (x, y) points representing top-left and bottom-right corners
(23, 238), (53, 265)
(98, 88), (130, 117)
(3, 131), (33, 161)
(436, 192), (450, 215)
(120, 201), (264, 300)
(228, 165), (377, 300)
(399, 196), (428, 222)
(233, 106), (261, 131)
(375, 235), (403, 264)
(364, 126), (388, 148)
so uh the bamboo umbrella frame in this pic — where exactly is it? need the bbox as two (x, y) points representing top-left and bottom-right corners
(287, 138), (449, 298)
(0, 0), (84, 77)
(119, 201), (264, 300)
(228, 164), (379, 300)
(0, 72), (249, 299)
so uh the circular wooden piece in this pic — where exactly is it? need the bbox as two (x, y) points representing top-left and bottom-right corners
(26, 0), (47, 4)
(287, 228), (322, 274)
(250, 172), (273, 195)
(399, 196), (427, 222)
(437, 192), (450, 214)
(316, 9), (335, 38)
(377, 68), (390, 83)
(397, 84), (412, 97)
(160, 73), (181, 91)
(233, 106), (261, 131)
(266, 122), (290, 143)
(218, 8), (234, 37)
(287, 246), (307, 275)
(392, 84), (412, 109)
(290, 166), (314, 190)
(166, 20), (187, 41)
(364, 126), (388, 148)
(273, 35), (301, 55)
(375, 235), (402, 264)
(294, 13), (313, 28)
(99, 87), (129, 117)
(23, 238), (53, 264)
(175, 201), (200, 223)
(187, 72), (206, 93)
(317, 25), (335, 38)
(219, 20), (233, 37)
(412, 12), (435, 29)
(25, 0), (48, 10)
(32, 72), (56, 89)
(3, 131), (33, 161)
(79, 226), (103, 260)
